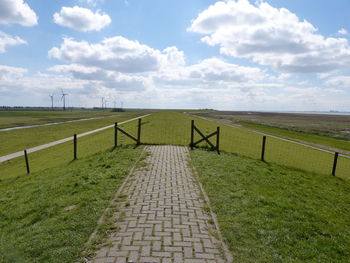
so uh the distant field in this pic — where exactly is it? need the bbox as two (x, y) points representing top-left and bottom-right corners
(0, 109), (156, 129)
(196, 111), (350, 153)
(0, 110), (151, 156)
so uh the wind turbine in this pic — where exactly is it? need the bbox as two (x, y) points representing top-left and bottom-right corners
(61, 89), (68, 111)
(49, 94), (54, 111)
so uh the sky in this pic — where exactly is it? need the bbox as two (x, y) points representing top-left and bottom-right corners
(0, 0), (350, 111)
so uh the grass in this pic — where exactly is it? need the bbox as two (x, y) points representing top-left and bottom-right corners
(237, 121), (350, 153)
(1, 110), (349, 181)
(197, 111), (350, 144)
(1, 110), (350, 262)
(0, 146), (142, 263)
(0, 110), (127, 129)
(0, 118), (140, 181)
(0, 110), (148, 156)
(190, 149), (350, 263)
(127, 111), (349, 178)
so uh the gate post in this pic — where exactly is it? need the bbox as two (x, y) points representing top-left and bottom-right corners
(216, 127), (220, 154)
(332, 152), (339, 176)
(137, 118), (141, 145)
(73, 134), (77, 160)
(261, 136), (266, 162)
(190, 120), (194, 150)
(24, 149), (30, 174)
(114, 122), (118, 147)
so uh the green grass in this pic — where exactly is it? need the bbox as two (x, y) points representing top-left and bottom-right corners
(0, 111), (147, 156)
(0, 118), (141, 181)
(1, 110), (349, 182)
(190, 149), (350, 263)
(1, 110), (350, 262)
(198, 111), (350, 141)
(128, 111), (349, 178)
(238, 121), (350, 153)
(0, 146), (142, 263)
(0, 110), (128, 129)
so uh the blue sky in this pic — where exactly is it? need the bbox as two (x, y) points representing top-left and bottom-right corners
(0, 0), (350, 110)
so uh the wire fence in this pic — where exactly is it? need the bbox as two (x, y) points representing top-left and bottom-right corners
(138, 111), (350, 179)
(1, 111), (349, 180)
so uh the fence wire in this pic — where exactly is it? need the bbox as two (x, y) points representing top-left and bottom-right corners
(1, 111), (350, 180)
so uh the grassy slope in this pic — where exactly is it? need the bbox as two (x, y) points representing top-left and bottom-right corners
(0, 146), (142, 263)
(238, 121), (350, 153)
(0, 111), (146, 156)
(191, 149), (350, 263)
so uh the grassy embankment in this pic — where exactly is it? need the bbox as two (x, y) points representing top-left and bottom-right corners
(0, 146), (143, 263)
(1, 110), (349, 181)
(191, 149), (350, 263)
(0, 111), (148, 156)
(1, 110), (350, 262)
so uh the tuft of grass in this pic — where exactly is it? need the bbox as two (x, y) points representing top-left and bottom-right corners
(0, 146), (142, 263)
(190, 149), (350, 263)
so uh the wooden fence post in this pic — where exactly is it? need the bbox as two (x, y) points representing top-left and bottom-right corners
(190, 120), (194, 149)
(137, 118), (141, 145)
(216, 126), (220, 154)
(261, 136), (267, 162)
(114, 122), (118, 147)
(74, 134), (77, 160)
(24, 149), (30, 174)
(332, 152), (339, 176)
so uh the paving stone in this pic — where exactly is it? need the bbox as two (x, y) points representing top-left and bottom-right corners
(89, 146), (229, 262)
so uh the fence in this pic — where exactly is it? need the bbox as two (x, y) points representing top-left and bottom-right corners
(1, 111), (350, 180)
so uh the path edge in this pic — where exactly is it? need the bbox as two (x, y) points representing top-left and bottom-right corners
(78, 146), (147, 262)
(186, 147), (234, 263)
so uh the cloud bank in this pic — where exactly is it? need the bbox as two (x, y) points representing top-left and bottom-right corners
(189, 0), (350, 73)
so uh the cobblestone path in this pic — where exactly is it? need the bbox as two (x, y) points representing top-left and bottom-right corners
(89, 145), (230, 263)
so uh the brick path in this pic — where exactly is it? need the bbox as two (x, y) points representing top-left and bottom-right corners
(88, 145), (230, 263)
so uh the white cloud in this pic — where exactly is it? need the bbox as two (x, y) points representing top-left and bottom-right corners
(0, 0), (38, 26)
(338, 28), (348, 35)
(155, 57), (265, 87)
(53, 6), (111, 32)
(189, 0), (350, 73)
(0, 31), (27, 53)
(49, 64), (147, 91)
(48, 36), (185, 73)
(0, 65), (27, 80)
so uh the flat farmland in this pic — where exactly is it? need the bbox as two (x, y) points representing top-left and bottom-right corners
(0, 110), (140, 129)
(0, 110), (153, 156)
(196, 111), (350, 153)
